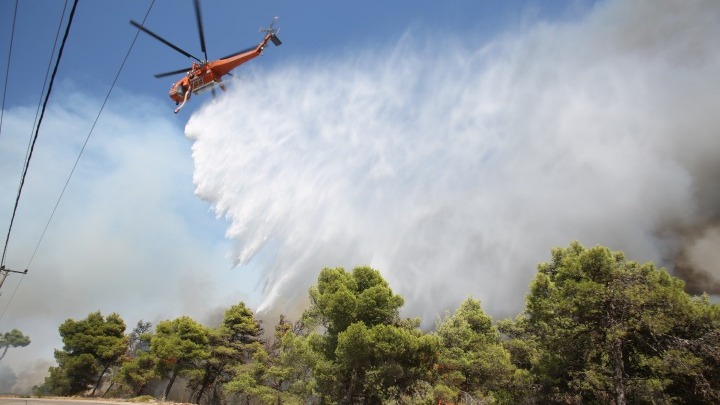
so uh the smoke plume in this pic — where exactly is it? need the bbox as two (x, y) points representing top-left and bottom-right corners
(186, 0), (720, 323)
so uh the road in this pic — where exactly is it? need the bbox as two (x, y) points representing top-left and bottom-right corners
(0, 399), (140, 405)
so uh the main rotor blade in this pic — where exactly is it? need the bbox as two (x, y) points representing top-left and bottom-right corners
(154, 67), (190, 78)
(193, 0), (208, 62)
(219, 45), (256, 60)
(130, 20), (203, 63)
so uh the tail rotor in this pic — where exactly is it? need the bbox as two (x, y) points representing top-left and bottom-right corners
(260, 16), (282, 46)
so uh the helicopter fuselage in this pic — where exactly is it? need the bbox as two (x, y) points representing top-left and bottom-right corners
(131, 0), (281, 113)
(168, 37), (271, 105)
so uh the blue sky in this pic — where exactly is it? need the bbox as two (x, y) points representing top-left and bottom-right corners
(2, 0), (720, 393)
(0, 0), (594, 113)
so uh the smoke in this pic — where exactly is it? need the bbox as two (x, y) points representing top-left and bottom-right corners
(675, 222), (720, 294)
(0, 89), (236, 391)
(186, 0), (720, 324)
(0, 366), (17, 393)
(0, 361), (48, 395)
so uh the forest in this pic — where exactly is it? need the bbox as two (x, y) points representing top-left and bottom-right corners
(31, 242), (720, 404)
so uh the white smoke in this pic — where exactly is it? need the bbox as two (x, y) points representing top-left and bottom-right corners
(186, 0), (720, 323)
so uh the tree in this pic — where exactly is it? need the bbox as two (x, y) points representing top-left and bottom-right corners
(57, 311), (127, 396)
(35, 311), (127, 396)
(114, 351), (157, 397)
(151, 316), (210, 401)
(113, 321), (156, 397)
(302, 266), (437, 403)
(500, 242), (720, 404)
(265, 316), (318, 401)
(303, 266), (404, 356)
(127, 320), (152, 355)
(225, 315), (317, 404)
(39, 353), (96, 396)
(434, 298), (517, 403)
(188, 302), (262, 405)
(0, 329), (30, 363)
(334, 318), (439, 403)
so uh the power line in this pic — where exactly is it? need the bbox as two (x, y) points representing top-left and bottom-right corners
(25, 0), (71, 174)
(0, 0), (80, 272)
(0, 0), (69, 301)
(25, 0), (158, 270)
(0, 0), (71, 319)
(0, 0), (19, 140)
(0, 0), (78, 301)
(0, 0), (157, 321)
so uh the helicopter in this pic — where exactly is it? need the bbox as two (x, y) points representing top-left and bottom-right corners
(130, 0), (281, 113)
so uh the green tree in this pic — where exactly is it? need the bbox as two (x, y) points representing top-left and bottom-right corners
(303, 266), (404, 356)
(37, 311), (127, 396)
(113, 321), (156, 397)
(59, 312), (127, 395)
(434, 298), (517, 403)
(334, 318), (439, 403)
(0, 329), (30, 363)
(188, 302), (262, 405)
(114, 351), (157, 397)
(127, 320), (152, 355)
(501, 242), (720, 404)
(151, 316), (210, 401)
(39, 353), (96, 395)
(226, 315), (317, 404)
(302, 266), (437, 403)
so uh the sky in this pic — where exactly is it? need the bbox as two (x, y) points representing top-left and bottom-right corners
(1, 0), (720, 394)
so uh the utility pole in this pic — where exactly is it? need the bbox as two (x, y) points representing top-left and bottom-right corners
(0, 265), (27, 292)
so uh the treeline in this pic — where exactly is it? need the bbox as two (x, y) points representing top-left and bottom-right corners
(33, 242), (720, 404)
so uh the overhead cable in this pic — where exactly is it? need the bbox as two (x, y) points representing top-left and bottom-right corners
(0, 0), (19, 140)
(25, 0), (157, 270)
(1, 0), (157, 322)
(0, 0), (79, 271)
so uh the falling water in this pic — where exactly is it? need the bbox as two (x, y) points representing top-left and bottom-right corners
(186, 0), (720, 323)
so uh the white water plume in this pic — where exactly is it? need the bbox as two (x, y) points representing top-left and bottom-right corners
(186, 0), (720, 323)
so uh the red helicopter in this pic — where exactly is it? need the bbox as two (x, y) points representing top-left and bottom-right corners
(131, 0), (281, 113)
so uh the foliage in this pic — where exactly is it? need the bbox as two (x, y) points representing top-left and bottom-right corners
(31, 243), (720, 405)
(113, 321), (156, 397)
(0, 328), (31, 363)
(334, 319), (440, 403)
(303, 266), (405, 355)
(434, 298), (517, 403)
(35, 311), (126, 396)
(302, 266), (439, 403)
(225, 315), (317, 403)
(38, 351), (98, 395)
(128, 320), (152, 355)
(114, 350), (158, 397)
(500, 241), (720, 404)
(151, 316), (210, 400)
(187, 302), (262, 405)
